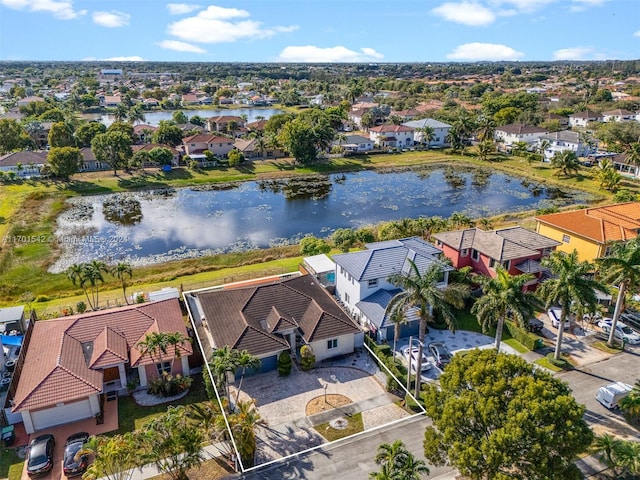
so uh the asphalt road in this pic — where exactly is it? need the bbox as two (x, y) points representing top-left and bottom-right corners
(238, 415), (456, 480)
(557, 343), (640, 439)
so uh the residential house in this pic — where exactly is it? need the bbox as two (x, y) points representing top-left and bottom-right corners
(16, 96), (45, 107)
(132, 144), (180, 166)
(568, 110), (601, 128)
(433, 227), (560, 290)
(182, 134), (234, 159)
(185, 274), (362, 369)
(132, 124), (157, 144)
(348, 108), (370, 130)
(369, 125), (415, 149)
(10, 299), (192, 434)
(80, 147), (109, 171)
(535, 202), (640, 262)
(602, 109), (636, 123)
(538, 130), (596, 160)
(101, 95), (122, 107)
(392, 109), (421, 121)
(494, 123), (548, 149)
(333, 237), (451, 341)
(246, 119), (267, 133)
(611, 152), (640, 177)
(143, 98), (160, 108)
(0, 151), (47, 177)
(181, 94), (199, 106)
(331, 134), (374, 153)
(206, 116), (246, 135)
(403, 118), (451, 148)
(542, 113), (569, 128)
(233, 138), (285, 160)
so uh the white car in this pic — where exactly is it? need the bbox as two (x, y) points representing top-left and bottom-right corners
(599, 320), (640, 345)
(401, 346), (431, 372)
(548, 307), (570, 330)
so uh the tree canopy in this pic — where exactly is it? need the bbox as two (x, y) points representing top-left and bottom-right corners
(47, 146), (81, 180)
(423, 349), (593, 480)
(91, 131), (133, 175)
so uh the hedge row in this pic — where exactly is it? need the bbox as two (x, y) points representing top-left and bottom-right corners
(505, 321), (543, 351)
(364, 336), (412, 393)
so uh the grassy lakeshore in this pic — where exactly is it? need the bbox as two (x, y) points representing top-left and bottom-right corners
(0, 150), (634, 311)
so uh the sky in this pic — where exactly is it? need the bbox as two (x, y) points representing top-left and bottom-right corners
(0, 0), (638, 63)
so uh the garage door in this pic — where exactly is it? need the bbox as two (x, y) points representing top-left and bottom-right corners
(31, 399), (93, 431)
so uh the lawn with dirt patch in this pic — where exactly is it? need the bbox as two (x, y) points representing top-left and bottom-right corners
(314, 412), (364, 442)
(305, 394), (353, 416)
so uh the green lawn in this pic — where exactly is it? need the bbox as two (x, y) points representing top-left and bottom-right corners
(314, 412), (364, 442)
(0, 444), (24, 480)
(117, 374), (209, 433)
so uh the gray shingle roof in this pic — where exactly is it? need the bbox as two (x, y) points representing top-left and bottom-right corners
(403, 118), (451, 129)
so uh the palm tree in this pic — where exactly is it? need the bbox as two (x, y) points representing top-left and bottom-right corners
(233, 350), (260, 410)
(209, 345), (241, 403)
(620, 381), (640, 418)
(538, 250), (605, 360)
(626, 142), (640, 177)
(512, 141), (529, 157)
(417, 125), (435, 149)
(127, 105), (146, 125)
(475, 114), (496, 142)
(476, 217), (493, 231)
(113, 104), (129, 123)
(592, 433), (620, 473)
(596, 238), (640, 347)
(476, 139), (494, 161)
(229, 400), (267, 469)
(471, 267), (539, 352)
(386, 299), (408, 363)
(550, 150), (581, 177)
(388, 261), (469, 398)
(165, 331), (190, 371)
(84, 260), (109, 309)
(111, 262), (133, 305)
(595, 158), (621, 191)
(80, 433), (139, 480)
(371, 440), (429, 480)
(537, 139), (550, 163)
(67, 263), (94, 310)
(137, 332), (170, 367)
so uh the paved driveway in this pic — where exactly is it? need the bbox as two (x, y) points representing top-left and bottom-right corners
(232, 349), (411, 465)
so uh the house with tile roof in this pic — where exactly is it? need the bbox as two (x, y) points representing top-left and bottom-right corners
(433, 227), (560, 290)
(535, 202), (640, 262)
(602, 109), (636, 123)
(182, 133), (235, 159)
(568, 110), (602, 128)
(402, 118), (451, 148)
(537, 130), (596, 160)
(185, 275), (361, 371)
(369, 124), (415, 148)
(494, 123), (548, 149)
(0, 151), (47, 177)
(10, 299), (192, 434)
(333, 237), (450, 341)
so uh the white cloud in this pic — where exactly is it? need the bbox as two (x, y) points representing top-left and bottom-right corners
(432, 2), (495, 26)
(570, 0), (608, 11)
(158, 40), (206, 53)
(167, 5), (297, 43)
(0, 0), (86, 19)
(277, 46), (384, 63)
(492, 0), (556, 13)
(166, 3), (200, 15)
(93, 10), (130, 27)
(634, 31), (640, 37)
(552, 46), (594, 60)
(446, 42), (524, 60)
(102, 56), (145, 61)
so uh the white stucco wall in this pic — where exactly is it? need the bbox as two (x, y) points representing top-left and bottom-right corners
(311, 332), (355, 362)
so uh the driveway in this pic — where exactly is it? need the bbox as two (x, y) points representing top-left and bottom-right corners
(232, 349), (411, 466)
(20, 399), (118, 480)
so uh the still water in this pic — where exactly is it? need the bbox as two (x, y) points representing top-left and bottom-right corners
(50, 167), (591, 272)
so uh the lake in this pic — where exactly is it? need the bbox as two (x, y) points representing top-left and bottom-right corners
(84, 108), (283, 127)
(50, 166), (592, 272)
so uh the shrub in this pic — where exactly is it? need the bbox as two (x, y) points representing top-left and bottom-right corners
(505, 321), (542, 351)
(76, 301), (87, 313)
(277, 350), (292, 376)
(147, 373), (193, 397)
(35, 294), (50, 302)
(135, 293), (146, 304)
(300, 236), (331, 255)
(546, 353), (572, 370)
(299, 345), (316, 371)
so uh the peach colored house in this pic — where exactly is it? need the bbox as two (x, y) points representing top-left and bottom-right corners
(10, 299), (192, 434)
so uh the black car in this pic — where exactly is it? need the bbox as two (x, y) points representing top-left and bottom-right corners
(63, 432), (90, 477)
(428, 342), (452, 368)
(27, 434), (55, 477)
(528, 318), (544, 334)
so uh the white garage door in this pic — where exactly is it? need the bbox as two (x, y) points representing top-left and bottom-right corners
(31, 399), (93, 431)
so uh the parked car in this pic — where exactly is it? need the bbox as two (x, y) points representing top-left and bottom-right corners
(621, 311), (640, 332)
(548, 307), (570, 330)
(599, 320), (640, 345)
(27, 434), (55, 477)
(596, 382), (633, 409)
(428, 342), (452, 368)
(63, 432), (90, 477)
(401, 346), (431, 372)
(528, 318), (544, 334)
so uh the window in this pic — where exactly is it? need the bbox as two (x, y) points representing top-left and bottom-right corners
(340, 266), (344, 275)
(604, 245), (613, 256)
(368, 278), (378, 288)
(562, 234), (570, 243)
(460, 248), (469, 257)
(327, 339), (338, 349)
(157, 361), (171, 375)
(501, 260), (510, 270)
(344, 293), (350, 304)
(471, 249), (479, 261)
(489, 258), (496, 269)
(542, 247), (553, 256)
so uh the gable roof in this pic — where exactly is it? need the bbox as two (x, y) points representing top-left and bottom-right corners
(182, 134), (233, 144)
(433, 227), (560, 261)
(333, 237), (446, 281)
(0, 151), (47, 167)
(12, 299), (191, 412)
(194, 275), (359, 355)
(495, 123), (547, 135)
(369, 124), (415, 133)
(569, 110), (600, 120)
(403, 118), (451, 129)
(536, 202), (640, 244)
(540, 130), (581, 143)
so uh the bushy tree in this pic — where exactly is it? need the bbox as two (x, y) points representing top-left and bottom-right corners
(92, 131), (133, 175)
(300, 236), (331, 255)
(423, 349), (593, 480)
(227, 149), (245, 167)
(152, 121), (184, 147)
(47, 146), (81, 180)
(299, 345), (316, 371)
(277, 351), (292, 377)
(47, 121), (75, 147)
(74, 121), (106, 147)
(0, 119), (28, 153)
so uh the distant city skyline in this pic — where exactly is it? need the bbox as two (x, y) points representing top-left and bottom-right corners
(1, 0), (639, 63)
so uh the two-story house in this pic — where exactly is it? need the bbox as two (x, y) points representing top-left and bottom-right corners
(331, 134), (374, 153)
(403, 118), (451, 148)
(568, 110), (601, 128)
(494, 123), (548, 150)
(538, 130), (596, 160)
(333, 237), (450, 341)
(536, 202), (640, 262)
(433, 227), (560, 291)
(602, 109), (636, 123)
(369, 125), (415, 149)
(182, 134), (235, 159)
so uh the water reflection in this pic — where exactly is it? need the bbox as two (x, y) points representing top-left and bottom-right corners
(51, 167), (593, 272)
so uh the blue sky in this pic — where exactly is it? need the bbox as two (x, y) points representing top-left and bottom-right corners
(1, 0), (638, 62)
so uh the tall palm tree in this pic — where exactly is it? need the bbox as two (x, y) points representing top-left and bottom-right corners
(537, 138), (550, 163)
(165, 331), (190, 372)
(229, 400), (267, 469)
(66, 263), (94, 310)
(596, 238), (640, 347)
(417, 125), (435, 149)
(476, 139), (494, 161)
(386, 299), (408, 364)
(371, 440), (429, 480)
(388, 261), (469, 398)
(471, 267), (539, 352)
(127, 105), (146, 125)
(550, 150), (581, 177)
(233, 350), (261, 410)
(475, 114), (496, 142)
(137, 332), (170, 367)
(84, 260), (109, 309)
(111, 262), (133, 305)
(538, 250), (605, 360)
(209, 345), (241, 403)
(626, 142), (640, 178)
(592, 433), (620, 474)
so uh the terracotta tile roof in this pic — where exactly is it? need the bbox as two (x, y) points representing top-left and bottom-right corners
(194, 275), (359, 356)
(536, 202), (640, 244)
(13, 299), (191, 412)
(369, 124), (414, 133)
